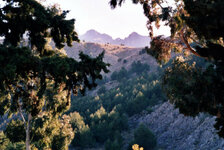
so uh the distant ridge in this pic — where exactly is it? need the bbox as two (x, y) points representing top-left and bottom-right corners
(79, 29), (151, 48)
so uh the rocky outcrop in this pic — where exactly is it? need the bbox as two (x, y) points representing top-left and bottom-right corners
(130, 102), (224, 150)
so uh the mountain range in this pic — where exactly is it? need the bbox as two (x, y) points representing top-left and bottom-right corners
(79, 29), (151, 48)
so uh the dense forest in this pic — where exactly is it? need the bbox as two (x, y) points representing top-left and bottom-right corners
(0, 0), (224, 150)
(67, 61), (165, 149)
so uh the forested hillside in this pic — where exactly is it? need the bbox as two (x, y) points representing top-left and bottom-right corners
(66, 56), (165, 149)
(1, 0), (224, 150)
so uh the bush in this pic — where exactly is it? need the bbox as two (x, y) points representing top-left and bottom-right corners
(97, 86), (106, 95)
(130, 61), (150, 75)
(118, 58), (122, 62)
(6, 142), (25, 150)
(111, 67), (128, 81)
(127, 141), (136, 150)
(139, 49), (146, 55)
(146, 107), (153, 114)
(134, 124), (156, 150)
(126, 96), (149, 116)
(128, 124), (156, 150)
(105, 139), (121, 150)
(70, 112), (95, 147)
(71, 126), (95, 147)
(105, 131), (123, 150)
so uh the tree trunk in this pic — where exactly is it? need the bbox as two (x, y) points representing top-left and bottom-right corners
(26, 113), (32, 150)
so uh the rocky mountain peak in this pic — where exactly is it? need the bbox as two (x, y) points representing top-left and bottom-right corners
(79, 29), (151, 48)
(128, 32), (140, 37)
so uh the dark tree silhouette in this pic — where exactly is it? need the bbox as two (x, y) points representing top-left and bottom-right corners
(0, 0), (109, 149)
(109, 0), (224, 137)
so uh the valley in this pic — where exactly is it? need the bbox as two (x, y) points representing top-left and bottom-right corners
(1, 1), (224, 150)
(63, 40), (224, 150)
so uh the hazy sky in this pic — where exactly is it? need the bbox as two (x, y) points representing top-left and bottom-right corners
(45, 0), (170, 39)
(0, 0), (170, 39)
(45, 0), (146, 38)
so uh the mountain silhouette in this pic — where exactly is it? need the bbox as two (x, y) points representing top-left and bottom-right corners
(79, 29), (150, 47)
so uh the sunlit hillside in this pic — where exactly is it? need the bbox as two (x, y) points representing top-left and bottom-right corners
(65, 42), (158, 76)
(1, 0), (224, 150)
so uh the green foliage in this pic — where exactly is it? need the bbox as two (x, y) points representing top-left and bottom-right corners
(68, 70), (165, 149)
(70, 112), (86, 130)
(71, 72), (166, 118)
(30, 114), (74, 149)
(51, 115), (74, 150)
(111, 67), (128, 81)
(128, 124), (157, 150)
(72, 127), (94, 147)
(110, 0), (224, 138)
(129, 61), (150, 75)
(6, 142), (26, 150)
(89, 107), (127, 143)
(4, 120), (25, 143)
(126, 96), (148, 116)
(139, 49), (146, 55)
(104, 130), (123, 150)
(78, 74), (164, 114)
(70, 112), (95, 147)
(118, 58), (122, 62)
(110, 61), (150, 81)
(0, 131), (26, 150)
(96, 76), (109, 85)
(163, 56), (224, 136)
(97, 86), (106, 95)
(183, 0), (224, 41)
(105, 139), (121, 150)
(146, 107), (153, 114)
(127, 141), (136, 150)
(68, 105), (128, 148)
(0, 131), (10, 150)
(0, 0), (109, 149)
(105, 138), (122, 150)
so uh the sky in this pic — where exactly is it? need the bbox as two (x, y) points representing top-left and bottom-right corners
(45, 0), (170, 39)
(0, 0), (170, 39)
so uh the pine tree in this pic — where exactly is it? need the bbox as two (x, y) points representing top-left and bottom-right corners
(0, 0), (109, 149)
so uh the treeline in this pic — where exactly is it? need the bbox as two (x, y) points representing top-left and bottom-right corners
(66, 61), (166, 149)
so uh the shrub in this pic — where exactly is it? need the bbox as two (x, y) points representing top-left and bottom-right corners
(126, 96), (148, 116)
(70, 112), (95, 147)
(111, 67), (128, 81)
(105, 131), (123, 150)
(98, 86), (106, 95)
(134, 124), (156, 150)
(105, 139), (121, 150)
(128, 124), (156, 150)
(130, 61), (150, 75)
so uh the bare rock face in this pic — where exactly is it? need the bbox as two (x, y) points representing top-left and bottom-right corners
(131, 102), (224, 150)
